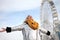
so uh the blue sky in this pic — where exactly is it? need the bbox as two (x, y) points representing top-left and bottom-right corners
(0, 0), (41, 27)
(0, 7), (40, 27)
(0, 0), (60, 40)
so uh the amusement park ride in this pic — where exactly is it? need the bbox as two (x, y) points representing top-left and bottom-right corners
(40, 0), (60, 40)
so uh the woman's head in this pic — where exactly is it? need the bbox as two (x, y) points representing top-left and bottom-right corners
(25, 15), (39, 30)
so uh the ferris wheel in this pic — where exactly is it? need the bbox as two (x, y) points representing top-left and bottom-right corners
(40, 0), (60, 40)
(40, 0), (59, 27)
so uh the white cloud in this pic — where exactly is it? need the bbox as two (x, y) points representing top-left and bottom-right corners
(0, 0), (41, 12)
